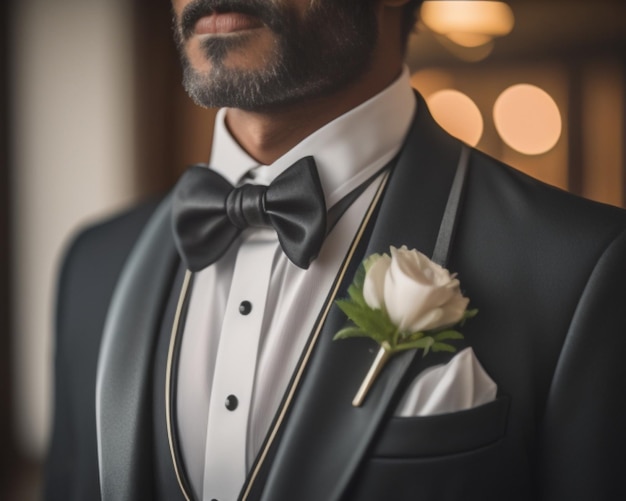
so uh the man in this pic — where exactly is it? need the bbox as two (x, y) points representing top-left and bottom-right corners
(45, 0), (626, 500)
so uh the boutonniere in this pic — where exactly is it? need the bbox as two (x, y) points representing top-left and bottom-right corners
(334, 246), (477, 407)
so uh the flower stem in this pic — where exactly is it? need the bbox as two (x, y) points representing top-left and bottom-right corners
(352, 346), (392, 407)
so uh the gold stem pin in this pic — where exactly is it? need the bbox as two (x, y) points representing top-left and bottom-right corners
(352, 346), (392, 407)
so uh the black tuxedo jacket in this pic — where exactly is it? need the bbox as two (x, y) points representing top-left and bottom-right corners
(44, 96), (626, 501)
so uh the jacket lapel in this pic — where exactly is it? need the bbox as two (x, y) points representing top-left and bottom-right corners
(250, 94), (467, 501)
(95, 194), (180, 501)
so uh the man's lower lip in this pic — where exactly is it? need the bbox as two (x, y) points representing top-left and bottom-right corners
(194, 13), (263, 35)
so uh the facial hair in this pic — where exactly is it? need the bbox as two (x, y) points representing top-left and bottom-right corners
(173, 0), (378, 111)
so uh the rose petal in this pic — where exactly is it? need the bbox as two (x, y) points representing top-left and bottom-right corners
(385, 255), (438, 330)
(408, 308), (444, 333)
(363, 254), (391, 310)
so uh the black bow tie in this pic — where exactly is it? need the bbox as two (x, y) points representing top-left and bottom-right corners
(172, 156), (327, 271)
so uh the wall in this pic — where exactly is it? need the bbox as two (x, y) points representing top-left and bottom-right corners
(11, 0), (137, 458)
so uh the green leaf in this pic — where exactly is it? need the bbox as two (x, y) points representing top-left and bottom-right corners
(343, 264), (367, 307)
(352, 263), (366, 290)
(335, 300), (394, 343)
(459, 308), (478, 326)
(333, 326), (368, 340)
(395, 336), (435, 353)
(433, 330), (464, 342)
(335, 298), (361, 320)
(347, 283), (366, 308)
(431, 342), (458, 353)
(423, 336), (435, 356)
(401, 331), (425, 343)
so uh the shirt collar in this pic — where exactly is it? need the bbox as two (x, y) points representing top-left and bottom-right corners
(209, 111), (260, 186)
(209, 67), (416, 207)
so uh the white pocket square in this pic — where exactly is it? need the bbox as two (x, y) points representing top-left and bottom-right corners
(394, 347), (497, 417)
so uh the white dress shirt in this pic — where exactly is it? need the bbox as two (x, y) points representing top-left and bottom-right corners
(176, 68), (416, 501)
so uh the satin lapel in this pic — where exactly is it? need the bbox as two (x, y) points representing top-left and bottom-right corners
(95, 194), (180, 501)
(251, 94), (466, 501)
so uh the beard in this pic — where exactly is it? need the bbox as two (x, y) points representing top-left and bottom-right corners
(173, 0), (378, 111)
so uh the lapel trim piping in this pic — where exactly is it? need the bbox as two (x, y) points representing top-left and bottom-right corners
(165, 269), (194, 501)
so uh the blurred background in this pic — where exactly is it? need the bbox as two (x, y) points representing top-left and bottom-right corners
(0, 0), (624, 498)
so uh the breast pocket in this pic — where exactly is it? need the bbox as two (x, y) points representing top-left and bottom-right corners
(346, 396), (512, 501)
(374, 394), (510, 457)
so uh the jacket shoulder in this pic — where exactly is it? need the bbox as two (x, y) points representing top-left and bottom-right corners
(56, 197), (162, 345)
(467, 148), (626, 241)
(62, 198), (162, 271)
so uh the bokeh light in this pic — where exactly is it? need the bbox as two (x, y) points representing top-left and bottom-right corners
(427, 90), (484, 146)
(494, 84), (562, 155)
(421, 1), (515, 48)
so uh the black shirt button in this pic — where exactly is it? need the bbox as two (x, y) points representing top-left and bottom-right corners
(225, 395), (239, 411)
(239, 301), (252, 315)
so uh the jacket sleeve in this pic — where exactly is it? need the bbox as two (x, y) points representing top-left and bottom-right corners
(539, 228), (626, 500)
(43, 199), (161, 500)
(43, 229), (99, 501)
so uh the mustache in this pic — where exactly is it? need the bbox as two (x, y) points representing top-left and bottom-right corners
(179, 0), (285, 40)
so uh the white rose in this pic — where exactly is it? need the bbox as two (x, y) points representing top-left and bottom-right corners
(363, 246), (469, 333)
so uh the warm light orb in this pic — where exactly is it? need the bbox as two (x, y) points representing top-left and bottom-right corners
(421, 1), (515, 47)
(494, 84), (563, 155)
(446, 33), (492, 48)
(435, 35), (495, 62)
(427, 90), (484, 147)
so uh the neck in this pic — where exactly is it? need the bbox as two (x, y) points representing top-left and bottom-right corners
(224, 58), (403, 166)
